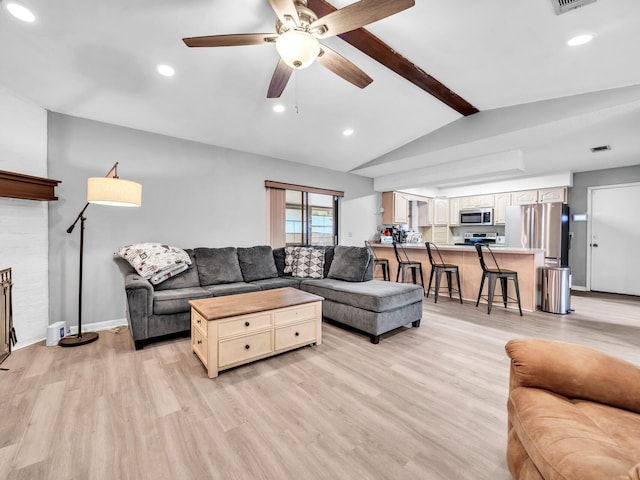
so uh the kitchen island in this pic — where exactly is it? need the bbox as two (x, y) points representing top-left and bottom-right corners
(372, 243), (545, 312)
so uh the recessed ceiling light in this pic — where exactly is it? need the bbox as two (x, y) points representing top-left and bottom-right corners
(6, 3), (35, 22)
(272, 104), (285, 113)
(343, 128), (354, 136)
(156, 64), (175, 77)
(567, 34), (594, 46)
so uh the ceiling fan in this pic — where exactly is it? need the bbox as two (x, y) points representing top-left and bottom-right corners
(183, 0), (415, 98)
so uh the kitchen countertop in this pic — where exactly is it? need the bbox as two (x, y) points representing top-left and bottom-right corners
(373, 242), (545, 255)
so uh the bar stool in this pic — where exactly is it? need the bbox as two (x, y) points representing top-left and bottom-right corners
(474, 244), (522, 316)
(365, 240), (390, 281)
(392, 242), (424, 287)
(425, 242), (463, 304)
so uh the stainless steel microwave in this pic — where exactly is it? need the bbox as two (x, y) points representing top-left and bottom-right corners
(460, 208), (494, 225)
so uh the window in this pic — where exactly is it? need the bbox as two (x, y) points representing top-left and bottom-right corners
(266, 181), (343, 247)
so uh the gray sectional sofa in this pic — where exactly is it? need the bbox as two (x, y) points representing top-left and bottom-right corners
(120, 245), (424, 349)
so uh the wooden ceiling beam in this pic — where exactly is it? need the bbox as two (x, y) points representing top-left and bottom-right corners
(307, 0), (479, 116)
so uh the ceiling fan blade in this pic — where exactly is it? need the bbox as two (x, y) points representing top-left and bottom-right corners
(309, 0), (414, 39)
(267, 59), (294, 98)
(316, 46), (373, 89)
(183, 33), (278, 48)
(268, 0), (300, 27)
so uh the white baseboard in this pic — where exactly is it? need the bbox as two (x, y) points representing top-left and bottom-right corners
(68, 318), (128, 335)
(13, 318), (128, 350)
(571, 285), (587, 292)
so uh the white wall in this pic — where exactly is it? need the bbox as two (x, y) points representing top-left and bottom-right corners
(0, 85), (50, 348)
(47, 113), (376, 331)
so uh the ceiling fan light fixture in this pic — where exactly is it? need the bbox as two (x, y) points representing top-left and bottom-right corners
(276, 30), (320, 69)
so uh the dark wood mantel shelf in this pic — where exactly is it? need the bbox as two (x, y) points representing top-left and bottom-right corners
(0, 170), (61, 201)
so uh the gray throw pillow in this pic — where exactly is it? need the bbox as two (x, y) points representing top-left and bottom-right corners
(194, 247), (244, 285)
(327, 246), (373, 282)
(237, 246), (278, 282)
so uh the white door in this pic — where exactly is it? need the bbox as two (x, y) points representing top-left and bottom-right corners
(589, 183), (640, 295)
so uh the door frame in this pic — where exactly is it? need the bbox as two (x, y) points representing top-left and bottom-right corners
(586, 181), (640, 291)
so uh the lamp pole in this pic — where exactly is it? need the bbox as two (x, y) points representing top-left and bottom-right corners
(59, 202), (98, 347)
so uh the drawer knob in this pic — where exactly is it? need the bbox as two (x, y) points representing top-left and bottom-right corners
(245, 344), (250, 350)
(197, 319), (201, 324)
(197, 340), (202, 345)
(295, 332), (300, 337)
(245, 321), (250, 327)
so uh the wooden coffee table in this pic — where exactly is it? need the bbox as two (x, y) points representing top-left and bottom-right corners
(189, 287), (323, 378)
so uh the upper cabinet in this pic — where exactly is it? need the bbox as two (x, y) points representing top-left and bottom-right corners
(382, 191), (408, 224)
(538, 187), (567, 203)
(449, 198), (461, 225)
(494, 192), (511, 225)
(512, 187), (567, 205)
(460, 194), (495, 209)
(432, 198), (449, 225)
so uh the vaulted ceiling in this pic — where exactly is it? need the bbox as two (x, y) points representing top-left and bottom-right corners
(1, 0), (639, 192)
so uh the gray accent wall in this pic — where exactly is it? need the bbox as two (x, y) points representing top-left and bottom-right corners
(569, 164), (640, 287)
(47, 113), (376, 331)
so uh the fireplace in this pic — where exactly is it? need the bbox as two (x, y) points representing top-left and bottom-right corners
(1, 268), (15, 365)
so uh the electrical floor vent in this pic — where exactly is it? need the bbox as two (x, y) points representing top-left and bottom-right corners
(551, 0), (597, 15)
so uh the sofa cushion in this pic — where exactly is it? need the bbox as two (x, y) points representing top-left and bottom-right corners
(154, 249), (201, 291)
(508, 387), (640, 480)
(250, 277), (302, 290)
(327, 245), (373, 282)
(203, 282), (261, 297)
(237, 246), (278, 282)
(153, 287), (211, 315)
(194, 247), (244, 285)
(300, 278), (423, 313)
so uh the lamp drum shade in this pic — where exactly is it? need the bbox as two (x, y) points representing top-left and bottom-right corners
(87, 177), (142, 207)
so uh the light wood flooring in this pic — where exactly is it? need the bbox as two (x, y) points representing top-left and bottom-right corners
(1, 292), (639, 480)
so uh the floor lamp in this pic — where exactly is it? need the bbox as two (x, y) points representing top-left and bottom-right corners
(59, 162), (142, 347)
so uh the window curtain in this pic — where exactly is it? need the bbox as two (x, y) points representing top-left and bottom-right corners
(266, 187), (286, 248)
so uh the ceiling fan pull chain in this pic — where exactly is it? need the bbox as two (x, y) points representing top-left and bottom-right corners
(294, 69), (300, 114)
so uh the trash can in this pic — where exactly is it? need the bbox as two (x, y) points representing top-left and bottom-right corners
(541, 266), (571, 314)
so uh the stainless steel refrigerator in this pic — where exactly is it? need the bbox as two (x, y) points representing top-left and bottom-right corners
(504, 203), (570, 266)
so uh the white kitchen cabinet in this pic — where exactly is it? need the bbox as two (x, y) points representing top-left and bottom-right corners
(449, 198), (461, 225)
(538, 187), (567, 203)
(460, 194), (495, 209)
(494, 192), (511, 225)
(512, 190), (539, 205)
(432, 198), (449, 225)
(431, 226), (449, 244)
(382, 192), (408, 224)
(512, 188), (567, 205)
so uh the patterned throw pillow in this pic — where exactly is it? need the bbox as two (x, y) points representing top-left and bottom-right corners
(293, 247), (325, 279)
(283, 246), (298, 274)
(114, 243), (191, 280)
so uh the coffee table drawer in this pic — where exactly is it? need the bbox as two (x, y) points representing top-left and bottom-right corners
(275, 320), (316, 351)
(218, 312), (272, 338)
(274, 303), (317, 325)
(192, 327), (208, 366)
(192, 309), (208, 338)
(218, 330), (273, 368)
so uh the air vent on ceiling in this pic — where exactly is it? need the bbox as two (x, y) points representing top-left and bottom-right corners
(551, 0), (597, 15)
(590, 145), (611, 153)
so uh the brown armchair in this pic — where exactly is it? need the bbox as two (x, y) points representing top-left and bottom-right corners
(505, 338), (640, 480)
